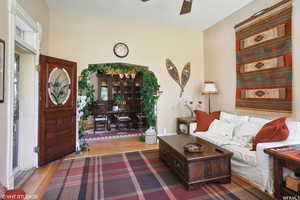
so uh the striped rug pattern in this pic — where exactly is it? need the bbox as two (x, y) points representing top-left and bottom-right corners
(235, 0), (292, 111)
(43, 150), (272, 200)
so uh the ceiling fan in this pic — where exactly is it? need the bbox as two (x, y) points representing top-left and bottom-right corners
(141, 0), (193, 15)
(180, 0), (193, 15)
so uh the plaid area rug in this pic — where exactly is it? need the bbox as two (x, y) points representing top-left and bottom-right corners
(43, 150), (272, 200)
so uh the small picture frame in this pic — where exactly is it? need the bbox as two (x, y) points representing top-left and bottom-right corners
(0, 39), (5, 103)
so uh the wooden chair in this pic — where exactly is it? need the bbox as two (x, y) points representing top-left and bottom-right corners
(92, 104), (109, 133)
(115, 104), (132, 130)
(136, 113), (147, 130)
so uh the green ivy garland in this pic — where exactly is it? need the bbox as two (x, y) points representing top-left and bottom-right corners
(78, 63), (160, 151)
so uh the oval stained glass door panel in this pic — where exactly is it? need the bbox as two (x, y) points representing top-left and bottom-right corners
(48, 67), (71, 105)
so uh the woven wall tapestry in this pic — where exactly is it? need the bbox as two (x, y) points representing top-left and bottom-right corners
(235, 0), (292, 112)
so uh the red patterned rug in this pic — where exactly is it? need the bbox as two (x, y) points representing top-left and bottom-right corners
(43, 150), (272, 200)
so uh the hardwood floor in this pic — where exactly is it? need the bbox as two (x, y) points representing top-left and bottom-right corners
(21, 137), (158, 200)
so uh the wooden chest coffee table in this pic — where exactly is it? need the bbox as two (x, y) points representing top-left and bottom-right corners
(158, 135), (233, 190)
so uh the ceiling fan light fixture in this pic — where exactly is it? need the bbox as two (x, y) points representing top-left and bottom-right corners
(180, 0), (193, 15)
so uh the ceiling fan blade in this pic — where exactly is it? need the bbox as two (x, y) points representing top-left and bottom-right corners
(180, 0), (193, 15)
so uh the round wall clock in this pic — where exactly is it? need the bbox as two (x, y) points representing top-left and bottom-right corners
(113, 42), (129, 58)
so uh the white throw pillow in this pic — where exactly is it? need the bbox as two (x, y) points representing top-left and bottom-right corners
(248, 117), (271, 126)
(208, 119), (235, 138)
(233, 122), (264, 147)
(220, 112), (249, 127)
(220, 112), (236, 122)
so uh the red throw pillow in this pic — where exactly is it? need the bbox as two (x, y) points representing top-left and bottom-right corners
(252, 117), (289, 150)
(194, 110), (220, 132)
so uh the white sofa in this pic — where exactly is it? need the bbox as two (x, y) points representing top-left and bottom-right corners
(189, 112), (300, 192)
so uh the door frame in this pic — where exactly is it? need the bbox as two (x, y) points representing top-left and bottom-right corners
(7, 0), (41, 188)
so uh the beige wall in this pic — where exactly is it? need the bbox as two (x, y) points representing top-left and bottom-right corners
(204, 0), (300, 119)
(17, 0), (49, 54)
(48, 11), (205, 133)
(0, 0), (9, 186)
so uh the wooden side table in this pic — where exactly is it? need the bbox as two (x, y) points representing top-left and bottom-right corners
(264, 145), (300, 199)
(176, 117), (196, 135)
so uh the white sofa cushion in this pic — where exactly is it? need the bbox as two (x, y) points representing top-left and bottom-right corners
(249, 117), (271, 126)
(222, 144), (257, 167)
(192, 131), (233, 147)
(193, 132), (257, 167)
(207, 119), (235, 138)
(233, 122), (265, 148)
(220, 112), (237, 122)
(220, 112), (249, 126)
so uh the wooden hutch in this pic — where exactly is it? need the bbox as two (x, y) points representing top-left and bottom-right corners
(92, 72), (148, 131)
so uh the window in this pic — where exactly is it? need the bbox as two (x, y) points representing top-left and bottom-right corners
(15, 14), (38, 53)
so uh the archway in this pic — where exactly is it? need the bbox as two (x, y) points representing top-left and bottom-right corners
(78, 63), (160, 151)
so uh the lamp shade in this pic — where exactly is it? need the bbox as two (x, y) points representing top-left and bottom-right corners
(202, 81), (218, 94)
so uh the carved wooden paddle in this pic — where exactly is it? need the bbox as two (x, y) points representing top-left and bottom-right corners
(166, 58), (191, 97)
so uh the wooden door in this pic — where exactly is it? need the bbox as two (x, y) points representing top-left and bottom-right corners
(39, 55), (77, 166)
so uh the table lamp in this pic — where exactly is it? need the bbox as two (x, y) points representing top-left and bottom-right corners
(202, 81), (218, 114)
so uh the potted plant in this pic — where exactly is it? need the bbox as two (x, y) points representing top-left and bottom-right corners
(77, 95), (91, 152)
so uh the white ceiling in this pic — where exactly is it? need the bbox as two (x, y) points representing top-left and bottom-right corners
(45, 0), (254, 30)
